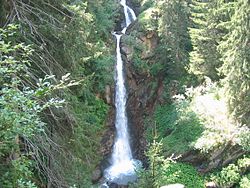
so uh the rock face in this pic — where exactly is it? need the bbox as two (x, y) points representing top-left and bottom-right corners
(160, 184), (185, 188)
(99, 0), (225, 183)
(141, 31), (158, 59)
(124, 29), (163, 162)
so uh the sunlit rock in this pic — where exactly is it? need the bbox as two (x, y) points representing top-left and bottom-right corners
(160, 184), (185, 188)
(205, 182), (217, 188)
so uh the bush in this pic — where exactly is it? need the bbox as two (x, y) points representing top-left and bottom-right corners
(208, 156), (250, 188)
(147, 100), (204, 155)
(239, 175), (250, 188)
(131, 140), (204, 188)
(155, 161), (204, 188)
(218, 164), (240, 187)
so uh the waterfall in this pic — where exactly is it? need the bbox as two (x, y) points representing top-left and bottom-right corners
(104, 0), (139, 186)
(120, 0), (137, 33)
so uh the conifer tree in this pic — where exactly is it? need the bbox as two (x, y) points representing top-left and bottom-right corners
(219, 0), (250, 125)
(189, 0), (235, 81)
(156, 0), (190, 78)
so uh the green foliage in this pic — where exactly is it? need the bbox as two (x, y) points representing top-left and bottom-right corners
(92, 55), (114, 92)
(219, 0), (250, 126)
(42, 0), (116, 93)
(155, 162), (204, 188)
(133, 55), (152, 75)
(130, 169), (154, 188)
(147, 99), (204, 155)
(189, 0), (250, 127)
(138, 7), (158, 31)
(86, 0), (118, 37)
(139, 0), (155, 12)
(157, 0), (191, 67)
(238, 156), (250, 172)
(0, 24), (74, 187)
(133, 140), (164, 188)
(179, 84), (250, 154)
(0, 0), (118, 186)
(239, 175), (250, 188)
(1, 156), (37, 188)
(1, 0), (249, 187)
(208, 156), (250, 188)
(188, 0), (228, 81)
(131, 0), (191, 79)
(123, 33), (152, 76)
(211, 164), (241, 187)
(124, 31), (167, 77)
(132, 140), (204, 188)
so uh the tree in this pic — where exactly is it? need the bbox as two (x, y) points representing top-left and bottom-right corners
(188, 0), (235, 81)
(156, 0), (191, 79)
(219, 0), (250, 126)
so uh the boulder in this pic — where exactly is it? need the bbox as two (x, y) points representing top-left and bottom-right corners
(205, 182), (217, 188)
(160, 184), (185, 188)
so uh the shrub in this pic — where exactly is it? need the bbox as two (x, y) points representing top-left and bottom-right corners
(155, 161), (204, 188)
(208, 156), (250, 188)
(239, 175), (250, 188)
(147, 100), (204, 155)
(132, 140), (204, 188)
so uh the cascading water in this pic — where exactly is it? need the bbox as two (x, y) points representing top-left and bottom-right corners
(104, 0), (139, 186)
(120, 0), (137, 33)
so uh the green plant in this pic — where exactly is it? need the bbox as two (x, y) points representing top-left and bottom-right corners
(0, 24), (80, 187)
(155, 161), (204, 188)
(0, 156), (37, 188)
(208, 156), (250, 188)
(147, 100), (204, 155)
(238, 156), (250, 172)
(220, 164), (240, 187)
(239, 175), (250, 188)
(132, 140), (204, 188)
(210, 164), (240, 188)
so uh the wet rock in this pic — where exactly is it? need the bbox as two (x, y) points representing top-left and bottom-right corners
(117, 184), (128, 188)
(100, 129), (115, 156)
(108, 182), (118, 188)
(91, 167), (102, 183)
(100, 2), (165, 175)
(160, 184), (185, 188)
